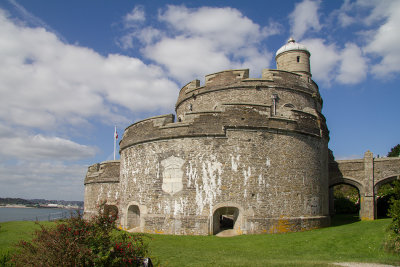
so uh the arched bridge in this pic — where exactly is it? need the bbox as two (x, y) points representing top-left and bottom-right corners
(329, 151), (400, 220)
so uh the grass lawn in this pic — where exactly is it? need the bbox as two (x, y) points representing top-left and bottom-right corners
(1, 215), (399, 266)
(148, 215), (400, 266)
(0, 221), (54, 255)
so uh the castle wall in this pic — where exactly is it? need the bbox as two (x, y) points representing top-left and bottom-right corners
(85, 61), (330, 235)
(84, 161), (120, 219)
(118, 127), (329, 235)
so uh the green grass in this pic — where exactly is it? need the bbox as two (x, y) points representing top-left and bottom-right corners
(148, 216), (400, 266)
(0, 221), (54, 255)
(1, 216), (399, 266)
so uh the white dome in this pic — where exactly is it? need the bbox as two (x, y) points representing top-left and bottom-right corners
(276, 37), (309, 56)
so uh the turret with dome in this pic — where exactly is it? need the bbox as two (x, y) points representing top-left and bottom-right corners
(276, 37), (311, 79)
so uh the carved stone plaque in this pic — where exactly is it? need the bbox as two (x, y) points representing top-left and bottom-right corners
(161, 156), (185, 195)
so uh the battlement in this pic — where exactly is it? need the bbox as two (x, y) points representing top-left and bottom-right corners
(119, 104), (327, 151)
(176, 68), (320, 119)
(205, 69), (249, 86)
(84, 160), (120, 184)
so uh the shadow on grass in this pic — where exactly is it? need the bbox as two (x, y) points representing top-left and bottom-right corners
(330, 213), (360, 227)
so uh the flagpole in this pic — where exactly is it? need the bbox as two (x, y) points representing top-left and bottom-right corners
(114, 125), (116, 161)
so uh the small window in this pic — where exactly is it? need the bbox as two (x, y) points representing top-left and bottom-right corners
(297, 56), (300, 62)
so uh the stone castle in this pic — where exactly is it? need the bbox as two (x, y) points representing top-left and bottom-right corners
(84, 38), (400, 235)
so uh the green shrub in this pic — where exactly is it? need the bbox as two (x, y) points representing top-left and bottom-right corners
(10, 207), (150, 266)
(385, 180), (400, 253)
(334, 197), (359, 214)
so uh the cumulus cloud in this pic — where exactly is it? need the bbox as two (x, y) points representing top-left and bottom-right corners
(337, 43), (367, 84)
(123, 5), (277, 83)
(329, 0), (400, 78)
(302, 39), (367, 86)
(302, 38), (340, 85)
(0, 7), (181, 201)
(0, 10), (178, 131)
(289, 0), (322, 39)
(363, 1), (400, 77)
(124, 6), (145, 25)
(0, 134), (97, 161)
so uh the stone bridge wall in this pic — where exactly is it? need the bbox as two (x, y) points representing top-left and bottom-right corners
(329, 151), (400, 220)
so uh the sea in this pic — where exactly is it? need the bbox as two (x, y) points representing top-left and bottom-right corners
(0, 207), (81, 222)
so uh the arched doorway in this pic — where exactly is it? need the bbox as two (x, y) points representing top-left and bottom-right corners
(127, 205), (140, 229)
(329, 181), (361, 225)
(375, 176), (398, 218)
(212, 206), (239, 235)
(332, 184), (360, 215)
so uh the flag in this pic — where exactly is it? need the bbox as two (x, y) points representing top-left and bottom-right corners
(114, 127), (118, 140)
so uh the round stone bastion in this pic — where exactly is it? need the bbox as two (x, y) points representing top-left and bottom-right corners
(84, 39), (331, 235)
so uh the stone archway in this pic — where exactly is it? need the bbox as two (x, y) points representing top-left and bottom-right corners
(329, 183), (360, 217)
(127, 205), (140, 229)
(375, 176), (399, 218)
(212, 206), (239, 235)
(329, 177), (363, 217)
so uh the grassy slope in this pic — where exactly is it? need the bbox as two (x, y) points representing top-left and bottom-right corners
(149, 217), (400, 266)
(1, 216), (399, 266)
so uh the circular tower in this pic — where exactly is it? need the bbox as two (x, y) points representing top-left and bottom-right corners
(276, 37), (311, 79)
(84, 39), (330, 235)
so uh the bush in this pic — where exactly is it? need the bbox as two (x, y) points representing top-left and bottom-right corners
(385, 180), (400, 253)
(10, 207), (151, 266)
(334, 197), (359, 214)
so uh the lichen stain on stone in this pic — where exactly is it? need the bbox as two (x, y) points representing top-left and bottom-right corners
(186, 161), (198, 188)
(231, 154), (240, 172)
(269, 216), (292, 233)
(243, 166), (251, 185)
(194, 156), (223, 216)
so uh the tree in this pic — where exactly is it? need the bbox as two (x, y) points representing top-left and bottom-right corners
(388, 144), (400, 157)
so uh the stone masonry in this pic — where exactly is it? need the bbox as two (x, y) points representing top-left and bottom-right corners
(84, 38), (399, 235)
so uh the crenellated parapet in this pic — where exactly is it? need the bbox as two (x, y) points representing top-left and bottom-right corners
(120, 102), (328, 152)
(175, 68), (322, 122)
(84, 160), (120, 185)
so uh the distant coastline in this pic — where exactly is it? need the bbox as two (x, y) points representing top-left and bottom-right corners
(0, 205), (81, 209)
(0, 205), (35, 209)
(0, 197), (83, 210)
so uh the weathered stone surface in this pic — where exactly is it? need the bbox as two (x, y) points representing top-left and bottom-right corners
(84, 39), (399, 235)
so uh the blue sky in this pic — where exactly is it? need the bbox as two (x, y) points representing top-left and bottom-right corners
(0, 0), (399, 201)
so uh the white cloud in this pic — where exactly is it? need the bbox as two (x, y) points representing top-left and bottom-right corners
(302, 38), (340, 85)
(363, 1), (400, 77)
(137, 5), (275, 82)
(124, 6), (145, 25)
(337, 43), (367, 84)
(302, 39), (367, 86)
(0, 10), (178, 131)
(335, 0), (356, 27)
(289, 0), (322, 39)
(0, 134), (97, 161)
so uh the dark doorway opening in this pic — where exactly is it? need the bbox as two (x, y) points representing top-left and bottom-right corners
(213, 206), (239, 235)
